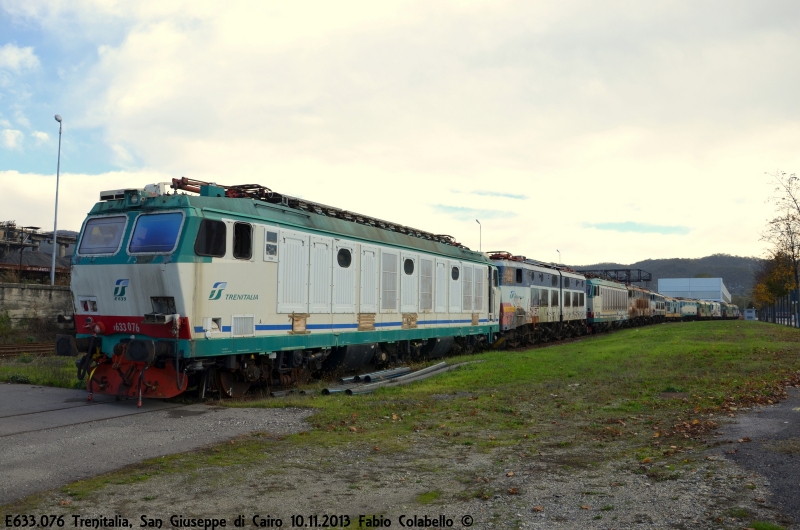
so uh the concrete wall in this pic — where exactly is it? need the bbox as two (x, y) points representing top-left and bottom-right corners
(0, 283), (73, 321)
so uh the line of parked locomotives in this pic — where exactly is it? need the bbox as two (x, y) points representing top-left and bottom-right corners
(59, 179), (740, 400)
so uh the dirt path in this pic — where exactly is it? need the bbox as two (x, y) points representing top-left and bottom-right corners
(5, 386), (800, 528)
(0, 384), (311, 505)
(712, 387), (800, 526)
(4, 422), (795, 529)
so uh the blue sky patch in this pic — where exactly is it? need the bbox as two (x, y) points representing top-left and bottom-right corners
(432, 204), (513, 221)
(452, 189), (528, 200)
(584, 222), (690, 235)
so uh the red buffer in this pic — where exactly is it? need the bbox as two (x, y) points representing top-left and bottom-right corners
(88, 353), (188, 406)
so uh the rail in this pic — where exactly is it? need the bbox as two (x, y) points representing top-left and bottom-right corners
(0, 342), (55, 358)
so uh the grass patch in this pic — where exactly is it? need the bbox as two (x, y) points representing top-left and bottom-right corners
(763, 437), (800, 455)
(415, 490), (441, 504)
(0, 355), (82, 388)
(225, 321), (800, 452)
(5, 321), (800, 510)
(751, 522), (786, 530)
(727, 506), (752, 519)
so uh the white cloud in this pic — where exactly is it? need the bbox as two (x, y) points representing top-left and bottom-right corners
(110, 144), (133, 166)
(13, 110), (30, 128)
(0, 118), (11, 128)
(1, 129), (23, 149)
(31, 130), (49, 144)
(3, 1), (799, 263)
(0, 170), (174, 230)
(0, 43), (40, 73)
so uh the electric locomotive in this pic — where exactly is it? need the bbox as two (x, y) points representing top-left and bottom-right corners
(489, 252), (587, 346)
(58, 178), (499, 403)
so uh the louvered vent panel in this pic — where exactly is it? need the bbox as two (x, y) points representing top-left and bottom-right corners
(435, 261), (448, 313)
(462, 265), (473, 312)
(232, 315), (255, 337)
(381, 252), (398, 312)
(474, 265), (484, 313)
(420, 258), (433, 312)
(309, 237), (332, 313)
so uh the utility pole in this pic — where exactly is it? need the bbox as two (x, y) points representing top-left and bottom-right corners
(51, 115), (62, 286)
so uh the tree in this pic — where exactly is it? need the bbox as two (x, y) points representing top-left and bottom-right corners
(762, 170), (800, 293)
(752, 252), (795, 307)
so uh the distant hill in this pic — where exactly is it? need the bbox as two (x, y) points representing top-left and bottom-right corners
(575, 254), (762, 296)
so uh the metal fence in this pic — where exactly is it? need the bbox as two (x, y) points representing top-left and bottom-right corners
(758, 290), (799, 327)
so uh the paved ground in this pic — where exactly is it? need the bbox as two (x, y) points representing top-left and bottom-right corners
(0, 384), (311, 505)
(714, 386), (800, 526)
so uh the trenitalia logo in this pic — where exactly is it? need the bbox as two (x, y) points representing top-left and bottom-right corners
(209, 282), (227, 300)
(113, 279), (129, 300)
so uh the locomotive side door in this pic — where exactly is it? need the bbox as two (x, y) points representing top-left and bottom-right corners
(489, 267), (499, 322)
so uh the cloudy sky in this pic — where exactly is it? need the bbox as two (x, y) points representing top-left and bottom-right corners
(1, 0), (799, 265)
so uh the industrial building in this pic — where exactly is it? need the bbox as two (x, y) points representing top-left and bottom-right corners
(657, 277), (731, 303)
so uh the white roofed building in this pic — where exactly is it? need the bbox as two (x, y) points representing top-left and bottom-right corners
(657, 278), (731, 303)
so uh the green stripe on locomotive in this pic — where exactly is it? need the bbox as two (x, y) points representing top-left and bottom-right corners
(187, 324), (496, 358)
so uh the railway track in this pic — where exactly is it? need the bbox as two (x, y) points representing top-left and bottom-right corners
(0, 343), (55, 359)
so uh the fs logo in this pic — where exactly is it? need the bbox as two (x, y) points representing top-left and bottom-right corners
(113, 279), (129, 300)
(209, 282), (227, 301)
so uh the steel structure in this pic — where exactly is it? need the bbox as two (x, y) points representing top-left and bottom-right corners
(577, 268), (653, 284)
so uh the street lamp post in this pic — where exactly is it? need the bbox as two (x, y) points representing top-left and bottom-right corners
(51, 115), (62, 286)
(556, 249), (561, 264)
(476, 219), (481, 252)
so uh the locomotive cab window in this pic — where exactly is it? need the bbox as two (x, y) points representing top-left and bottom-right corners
(564, 278), (570, 288)
(78, 215), (127, 255)
(551, 275), (557, 286)
(492, 269), (498, 287)
(516, 268), (523, 283)
(264, 230), (278, 262)
(195, 219), (226, 257)
(129, 212), (183, 254)
(233, 222), (252, 260)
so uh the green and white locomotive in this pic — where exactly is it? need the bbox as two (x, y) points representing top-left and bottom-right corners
(60, 178), (499, 402)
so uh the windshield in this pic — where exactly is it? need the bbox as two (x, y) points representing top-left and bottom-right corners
(129, 212), (184, 253)
(78, 216), (127, 255)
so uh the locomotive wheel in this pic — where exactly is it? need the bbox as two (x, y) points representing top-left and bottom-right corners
(216, 370), (251, 398)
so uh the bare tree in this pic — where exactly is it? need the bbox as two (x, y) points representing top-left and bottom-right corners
(764, 170), (800, 292)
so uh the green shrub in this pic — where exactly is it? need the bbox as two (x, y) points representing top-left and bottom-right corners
(8, 373), (32, 384)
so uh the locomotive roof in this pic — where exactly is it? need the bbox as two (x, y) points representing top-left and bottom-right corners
(85, 192), (493, 265)
(489, 253), (585, 278)
(585, 276), (628, 288)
